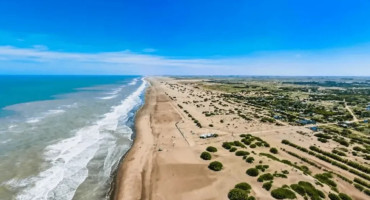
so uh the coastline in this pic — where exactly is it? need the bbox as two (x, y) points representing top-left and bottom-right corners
(112, 78), (154, 200)
(112, 77), (231, 200)
(109, 79), (148, 200)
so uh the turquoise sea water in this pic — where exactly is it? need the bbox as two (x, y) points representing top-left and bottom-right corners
(0, 76), (138, 117)
(0, 75), (146, 200)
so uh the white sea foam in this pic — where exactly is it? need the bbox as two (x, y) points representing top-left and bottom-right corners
(26, 109), (66, 124)
(99, 95), (118, 100)
(8, 124), (17, 129)
(11, 79), (147, 200)
(129, 78), (138, 85)
(26, 118), (41, 124)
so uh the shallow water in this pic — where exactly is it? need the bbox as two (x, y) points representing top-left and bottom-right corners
(0, 76), (146, 200)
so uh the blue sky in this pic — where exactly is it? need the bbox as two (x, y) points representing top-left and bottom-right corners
(0, 0), (370, 75)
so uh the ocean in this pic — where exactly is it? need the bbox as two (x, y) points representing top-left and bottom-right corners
(0, 75), (147, 200)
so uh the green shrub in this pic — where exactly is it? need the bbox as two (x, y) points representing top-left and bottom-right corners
(236, 151), (249, 156)
(338, 193), (352, 200)
(234, 141), (245, 148)
(263, 181), (273, 191)
(257, 173), (274, 182)
(273, 173), (287, 178)
(206, 146), (217, 152)
(298, 181), (324, 200)
(223, 142), (232, 149)
(354, 183), (364, 191)
(250, 144), (256, 148)
(235, 182), (251, 191)
(328, 193), (340, 200)
(200, 152), (211, 160)
(270, 148), (278, 154)
(314, 173), (337, 188)
(247, 196), (255, 200)
(271, 188), (296, 199)
(208, 161), (223, 171)
(242, 139), (251, 145)
(364, 189), (370, 196)
(246, 157), (254, 163)
(256, 165), (269, 172)
(318, 138), (328, 143)
(246, 168), (259, 176)
(230, 147), (237, 152)
(228, 188), (249, 200)
(290, 184), (305, 197)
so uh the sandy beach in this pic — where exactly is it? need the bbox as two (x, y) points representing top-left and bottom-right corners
(113, 77), (368, 200)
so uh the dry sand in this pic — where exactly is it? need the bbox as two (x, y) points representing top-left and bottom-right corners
(113, 77), (368, 200)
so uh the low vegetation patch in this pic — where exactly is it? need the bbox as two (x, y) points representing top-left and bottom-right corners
(271, 188), (296, 199)
(314, 172), (337, 188)
(263, 181), (273, 191)
(208, 161), (223, 171)
(270, 147), (278, 154)
(235, 182), (252, 191)
(246, 168), (259, 176)
(338, 193), (352, 200)
(206, 146), (218, 152)
(328, 193), (340, 200)
(257, 173), (274, 182)
(236, 150), (249, 156)
(228, 188), (249, 200)
(246, 157), (254, 163)
(200, 152), (211, 160)
(290, 184), (305, 197)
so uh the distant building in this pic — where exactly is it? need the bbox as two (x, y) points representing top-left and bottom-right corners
(310, 126), (319, 132)
(297, 119), (316, 125)
(200, 133), (217, 139)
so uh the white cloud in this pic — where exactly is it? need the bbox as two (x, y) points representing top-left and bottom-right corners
(0, 45), (369, 76)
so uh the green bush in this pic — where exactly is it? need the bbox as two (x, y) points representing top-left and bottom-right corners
(223, 142), (232, 149)
(298, 181), (324, 200)
(273, 173), (287, 178)
(364, 189), (370, 196)
(256, 165), (269, 172)
(318, 138), (328, 143)
(314, 173), (337, 188)
(338, 193), (352, 200)
(354, 183), (364, 191)
(263, 181), (273, 191)
(234, 141), (245, 148)
(236, 151), (249, 156)
(200, 152), (211, 160)
(246, 168), (259, 176)
(328, 193), (340, 200)
(247, 196), (255, 200)
(235, 182), (251, 191)
(270, 148), (278, 154)
(271, 188), (296, 199)
(206, 146), (218, 152)
(228, 188), (249, 200)
(257, 173), (274, 182)
(208, 161), (223, 171)
(250, 144), (256, 148)
(230, 147), (237, 152)
(290, 184), (305, 197)
(246, 157), (254, 163)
